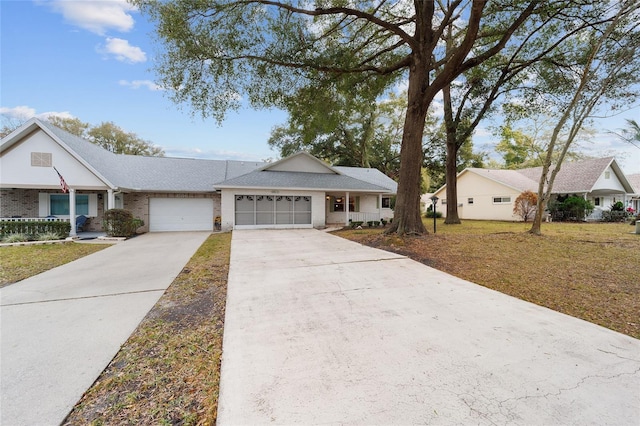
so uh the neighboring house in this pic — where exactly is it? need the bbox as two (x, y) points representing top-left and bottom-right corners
(0, 118), (396, 234)
(628, 174), (640, 214)
(432, 157), (635, 221)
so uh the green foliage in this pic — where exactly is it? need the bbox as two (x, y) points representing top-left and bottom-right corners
(43, 117), (164, 156)
(610, 201), (625, 211)
(103, 209), (144, 238)
(425, 210), (443, 219)
(37, 232), (65, 241)
(0, 221), (70, 239)
(2, 233), (29, 243)
(548, 196), (594, 222)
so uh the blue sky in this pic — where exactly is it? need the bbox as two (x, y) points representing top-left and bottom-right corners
(1, 0), (639, 173)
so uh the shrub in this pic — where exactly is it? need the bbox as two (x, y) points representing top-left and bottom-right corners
(611, 201), (625, 211)
(2, 233), (30, 243)
(513, 191), (538, 222)
(601, 210), (627, 222)
(350, 221), (364, 229)
(549, 196), (594, 221)
(0, 221), (70, 238)
(37, 232), (65, 241)
(103, 209), (144, 237)
(425, 210), (443, 218)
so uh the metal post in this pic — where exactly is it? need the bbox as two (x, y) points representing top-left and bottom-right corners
(430, 195), (439, 234)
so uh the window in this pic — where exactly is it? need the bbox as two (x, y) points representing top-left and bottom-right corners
(331, 196), (359, 212)
(604, 171), (611, 179)
(493, 196), (511, 204)
(40, 193), (97, 217)
(594, 197), (600, 206)
(468, 198), (474, 205)
(441, 199), (447, 205)
(31, 152), (52, 167)
(50, 194), (89, 215)
(381, 197), (391, 208)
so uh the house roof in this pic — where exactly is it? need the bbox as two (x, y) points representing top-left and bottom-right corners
(213, 170), (393, 192)
(2, 118), (396, 194)
(628, 174), (640, 195)
(438, 157), (634, 195)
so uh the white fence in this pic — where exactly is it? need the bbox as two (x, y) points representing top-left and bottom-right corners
(0, 217), (69, 222)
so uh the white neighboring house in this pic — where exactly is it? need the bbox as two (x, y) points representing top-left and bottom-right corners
(0, 118), (396, 235)
(627, 174), (640, 215)
(432, 157), (635, 221)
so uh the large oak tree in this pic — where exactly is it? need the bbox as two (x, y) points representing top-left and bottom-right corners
(133, 0), (552, 234)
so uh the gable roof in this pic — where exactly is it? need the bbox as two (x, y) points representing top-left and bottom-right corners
(438, 157), (634, 195)
(628, 174), (640, 195)
(2, 119), (396, 194)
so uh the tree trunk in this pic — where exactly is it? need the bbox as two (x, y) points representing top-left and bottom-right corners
(444, 135), (461, 224)
(442, 83), (461, 224)
(387, 63), (430, 235)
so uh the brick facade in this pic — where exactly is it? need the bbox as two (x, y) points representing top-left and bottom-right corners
(1, 189), (221, 233)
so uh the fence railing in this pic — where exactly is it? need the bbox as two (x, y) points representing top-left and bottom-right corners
(349, 212), (385, 223)
(0, 217), (69, 222)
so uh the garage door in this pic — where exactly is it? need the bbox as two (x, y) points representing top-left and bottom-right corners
(235, 195), (311, 227)
(149, 198), (214, 232)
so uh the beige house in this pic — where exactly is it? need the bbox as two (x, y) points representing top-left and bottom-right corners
(432, 157), (635, 221)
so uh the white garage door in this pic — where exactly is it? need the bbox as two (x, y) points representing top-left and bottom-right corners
(149, 198), (214, 232)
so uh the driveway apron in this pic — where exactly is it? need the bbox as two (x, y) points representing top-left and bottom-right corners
(0, 231), (210, 426)
(218, 229), (640, 425)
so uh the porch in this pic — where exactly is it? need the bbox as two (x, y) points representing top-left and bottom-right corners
(325, 192), (394, 226)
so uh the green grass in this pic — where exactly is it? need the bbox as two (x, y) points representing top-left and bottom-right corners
(0, 243), (109, 287)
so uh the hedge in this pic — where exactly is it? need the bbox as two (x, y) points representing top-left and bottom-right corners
(0, 221), (71, 238)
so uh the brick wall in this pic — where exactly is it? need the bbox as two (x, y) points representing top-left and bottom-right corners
(1, 189), (221, 233)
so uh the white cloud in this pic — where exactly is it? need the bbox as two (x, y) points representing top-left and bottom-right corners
(45, 0), (136, 35)
(0, 106), (74, 121)
(164, 147), (266, 162)
(119, 79), (164, 91)
(100, 37), (146, 63)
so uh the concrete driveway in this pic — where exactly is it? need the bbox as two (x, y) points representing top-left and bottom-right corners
(218, 229), (640, 425)
(0, 231), (210, 426)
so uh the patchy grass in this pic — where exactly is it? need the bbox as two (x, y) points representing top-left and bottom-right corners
(0, 243), (108, 287)
(63, 232), (231, 426)
(336, 220), (640, 339)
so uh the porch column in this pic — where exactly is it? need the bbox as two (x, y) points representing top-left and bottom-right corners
(69, 188), (77, 237)
(345, 191), (350, 225)
(107, 189), (115, 210)
(379, 194), (383, 220)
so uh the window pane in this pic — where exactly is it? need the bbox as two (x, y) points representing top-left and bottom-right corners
(50, 194), (88, 215)
(50, 194), (69, 215)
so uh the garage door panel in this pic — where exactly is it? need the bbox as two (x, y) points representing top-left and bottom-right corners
(150, 198), (214, 232)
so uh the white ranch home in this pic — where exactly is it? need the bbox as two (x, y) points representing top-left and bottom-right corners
(0, 119), (396, 235)
(433, 157), (636, 221)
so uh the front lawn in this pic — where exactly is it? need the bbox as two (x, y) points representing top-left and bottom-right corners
(335, 220), (640, 339)
(0, 243), (108, 287)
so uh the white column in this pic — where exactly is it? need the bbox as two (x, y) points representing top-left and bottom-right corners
(107, 189), (115, 210)
(379, 194), (383, 220)
(69, 188), (77, 237)
(345, 191), (350, 225)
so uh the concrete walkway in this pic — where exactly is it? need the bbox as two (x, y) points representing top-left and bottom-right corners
(0, 232), (210, 426)
(218, 229), (640, 425)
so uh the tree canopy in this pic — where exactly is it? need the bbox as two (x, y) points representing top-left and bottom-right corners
(133, 0), (549, 235)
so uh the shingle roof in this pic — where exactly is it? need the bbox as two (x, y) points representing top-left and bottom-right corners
(39, 119), (264, 192)
(466, 168), (539, 192)
(334, 166), (398, 192)
(464, 157), (632, 194)
(214, 170), (392, 192)
(12, 119), (395, 194)
(517, 157), (616, 193)
(628, 174), (640, 195)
